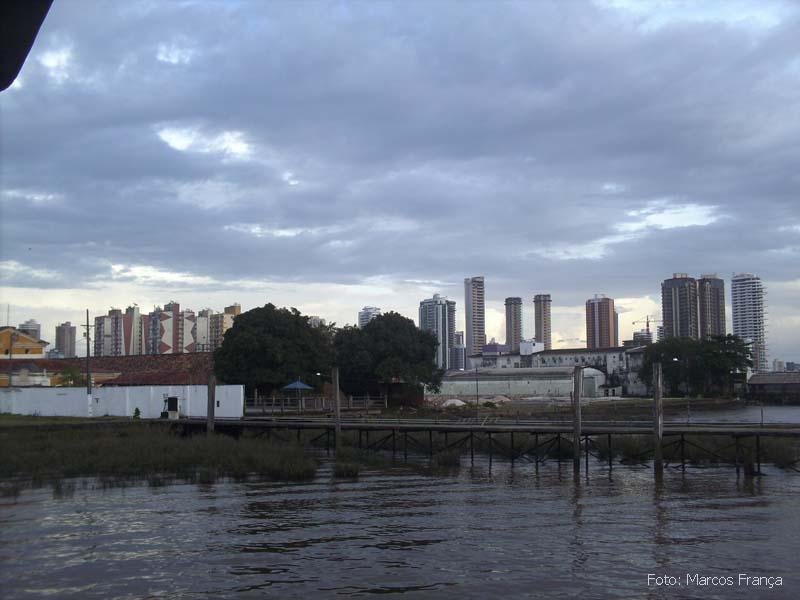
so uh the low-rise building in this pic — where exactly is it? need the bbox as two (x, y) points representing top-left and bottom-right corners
(428, 367), (607, 401)
(1, 326), (48, 362)
(748, 372), (800, 404)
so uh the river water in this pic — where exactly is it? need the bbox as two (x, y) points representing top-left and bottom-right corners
(1, 455), (798, 599)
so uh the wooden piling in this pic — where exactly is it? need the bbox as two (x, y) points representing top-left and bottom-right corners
(756, 434), (761, 474)
(206, 372), (216, 434)
(572, 366), (583, 470)
(332, 367), (341, 451)
(653, 361), (664, 476)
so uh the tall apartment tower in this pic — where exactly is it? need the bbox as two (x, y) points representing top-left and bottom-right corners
(358, 306), (382, 328)
(504, 297), (523, 353)
(122, 305), (143, 355)
(419, 294), (456, 370)
(698, 274), (726, 339)
(585, 295), (617, 349)
(55, 322), (76, 357)
(18, 319), (41, 340)
(533, 294), (552, 350)
(464, 276), (486, 356)
(732, 273), (767, 372)
(661, 274), (699, 339)
(94, 309), (124, 356)
(450, 331), (466, 370)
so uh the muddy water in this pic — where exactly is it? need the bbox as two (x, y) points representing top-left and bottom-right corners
(1, 457), (798, 599)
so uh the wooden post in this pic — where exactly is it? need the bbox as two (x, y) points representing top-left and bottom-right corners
(206, 372), (216, 434)
(470, 431), (474, 464)
(572, 366), (583, 470)
(653, 361), (664, 476)
(332, 367), (341, 452)
(756, 434), (761, 474)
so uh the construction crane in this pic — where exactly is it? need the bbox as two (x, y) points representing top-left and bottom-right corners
(632, 315), (662, 334)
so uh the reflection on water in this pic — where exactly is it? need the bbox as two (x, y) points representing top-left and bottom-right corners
(1, 456), (798, 599)
(666, 403), (800, 424)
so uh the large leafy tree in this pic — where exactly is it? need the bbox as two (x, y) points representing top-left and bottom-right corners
(334, 312), (443, 396)
(639, 335), (752, 397)
(214, 304), (334, 394)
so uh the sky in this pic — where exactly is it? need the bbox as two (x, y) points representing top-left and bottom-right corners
(1, 0), (798, 361)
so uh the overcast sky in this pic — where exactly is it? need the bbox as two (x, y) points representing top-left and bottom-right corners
(1, 0), (798, 361)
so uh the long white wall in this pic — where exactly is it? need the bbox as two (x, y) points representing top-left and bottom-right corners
(0, 385), (244, 419)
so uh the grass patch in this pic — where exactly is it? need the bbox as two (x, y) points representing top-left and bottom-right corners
(0, 424), (318, 487)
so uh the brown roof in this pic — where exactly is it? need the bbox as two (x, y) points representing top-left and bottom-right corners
(8, 353), (214, 386)
(748, 372), (800, 386)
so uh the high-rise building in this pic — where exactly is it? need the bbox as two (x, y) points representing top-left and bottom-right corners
(55, 322), (76, 357)
(732, 273), (767, 372)
(196, 309), (213, 352)
(464, 276), (486, 356)
(18, 319), (41, 340)
(180, 309), (197, 353)
(585, 295), (617, 349)
(661, 274), (699, 339)
(633, 329), (653, 346)
(122, 305), (144, 355)
(450, 330), (466, 370)
(504, 297), (523, 353)
(210, 311), (235, 350)
(533, 294), (552, 350)
(698, 274), (726, 339)
(94, 309), (124, 356)
(308, 316), (326, 328)
(225, 303), (241, 316)
(358, 306), (382, 328)
(419, 294), (456, 370)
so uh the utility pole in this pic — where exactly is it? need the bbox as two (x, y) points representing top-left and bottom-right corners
(84, 309), (92, 417)
(7, 330), (18, 388)
(572, 366), (583, 470)
(474, 366), (479, 420)
(653, 361), (664, 477)
(332, 366), (341, 451)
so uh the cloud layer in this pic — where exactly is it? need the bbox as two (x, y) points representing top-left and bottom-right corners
(1, 0), (798, 361)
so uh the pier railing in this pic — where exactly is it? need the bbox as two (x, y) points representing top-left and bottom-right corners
(244, 394), (388, 414)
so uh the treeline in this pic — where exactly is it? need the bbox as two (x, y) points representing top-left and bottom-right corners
(213, 304), (442, 396)
(639, 335), (752, 397)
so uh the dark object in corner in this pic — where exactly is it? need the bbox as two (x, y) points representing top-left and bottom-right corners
(1, 1), (53, 91)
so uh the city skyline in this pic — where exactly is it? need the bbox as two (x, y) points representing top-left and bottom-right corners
(1, 1), (798, 361)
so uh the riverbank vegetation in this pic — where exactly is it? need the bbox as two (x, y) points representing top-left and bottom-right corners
(0, 423), (318, 489)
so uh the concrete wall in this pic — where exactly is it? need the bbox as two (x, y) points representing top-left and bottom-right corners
(433, 373), (603, 399)
(0, 385), (244, 419)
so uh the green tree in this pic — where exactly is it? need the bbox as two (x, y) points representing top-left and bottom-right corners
(640, 335), (752, 397)
(333, 312), (443, 397)
(214, 304), (334, 394)
(58, 366), (86, 387)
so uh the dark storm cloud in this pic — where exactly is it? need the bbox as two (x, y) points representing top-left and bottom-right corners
(1, 0), (798, 355)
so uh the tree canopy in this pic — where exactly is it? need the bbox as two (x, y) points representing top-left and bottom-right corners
(214, 304), (334, 394)
(333, 312), (443, 395)
(639, 334), (752, 397)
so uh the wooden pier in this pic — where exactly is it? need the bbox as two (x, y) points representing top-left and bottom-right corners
(177, 415), (800, 475)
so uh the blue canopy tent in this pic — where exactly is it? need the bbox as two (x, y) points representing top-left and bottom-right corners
(282, 379), (314, 411)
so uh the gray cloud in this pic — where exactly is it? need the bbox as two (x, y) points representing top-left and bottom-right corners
(1, 0), (798, 360)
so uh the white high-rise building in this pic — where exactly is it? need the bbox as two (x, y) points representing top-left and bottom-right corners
(358, 306), (381, 328)
(419, 294), (456, 370)
(732, 273), (767, 373)
(464, 276), (485, 356)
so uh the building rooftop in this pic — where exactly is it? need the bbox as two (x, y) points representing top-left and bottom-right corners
(748, 372), (800, 385)
(3, 353), (214, 386)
